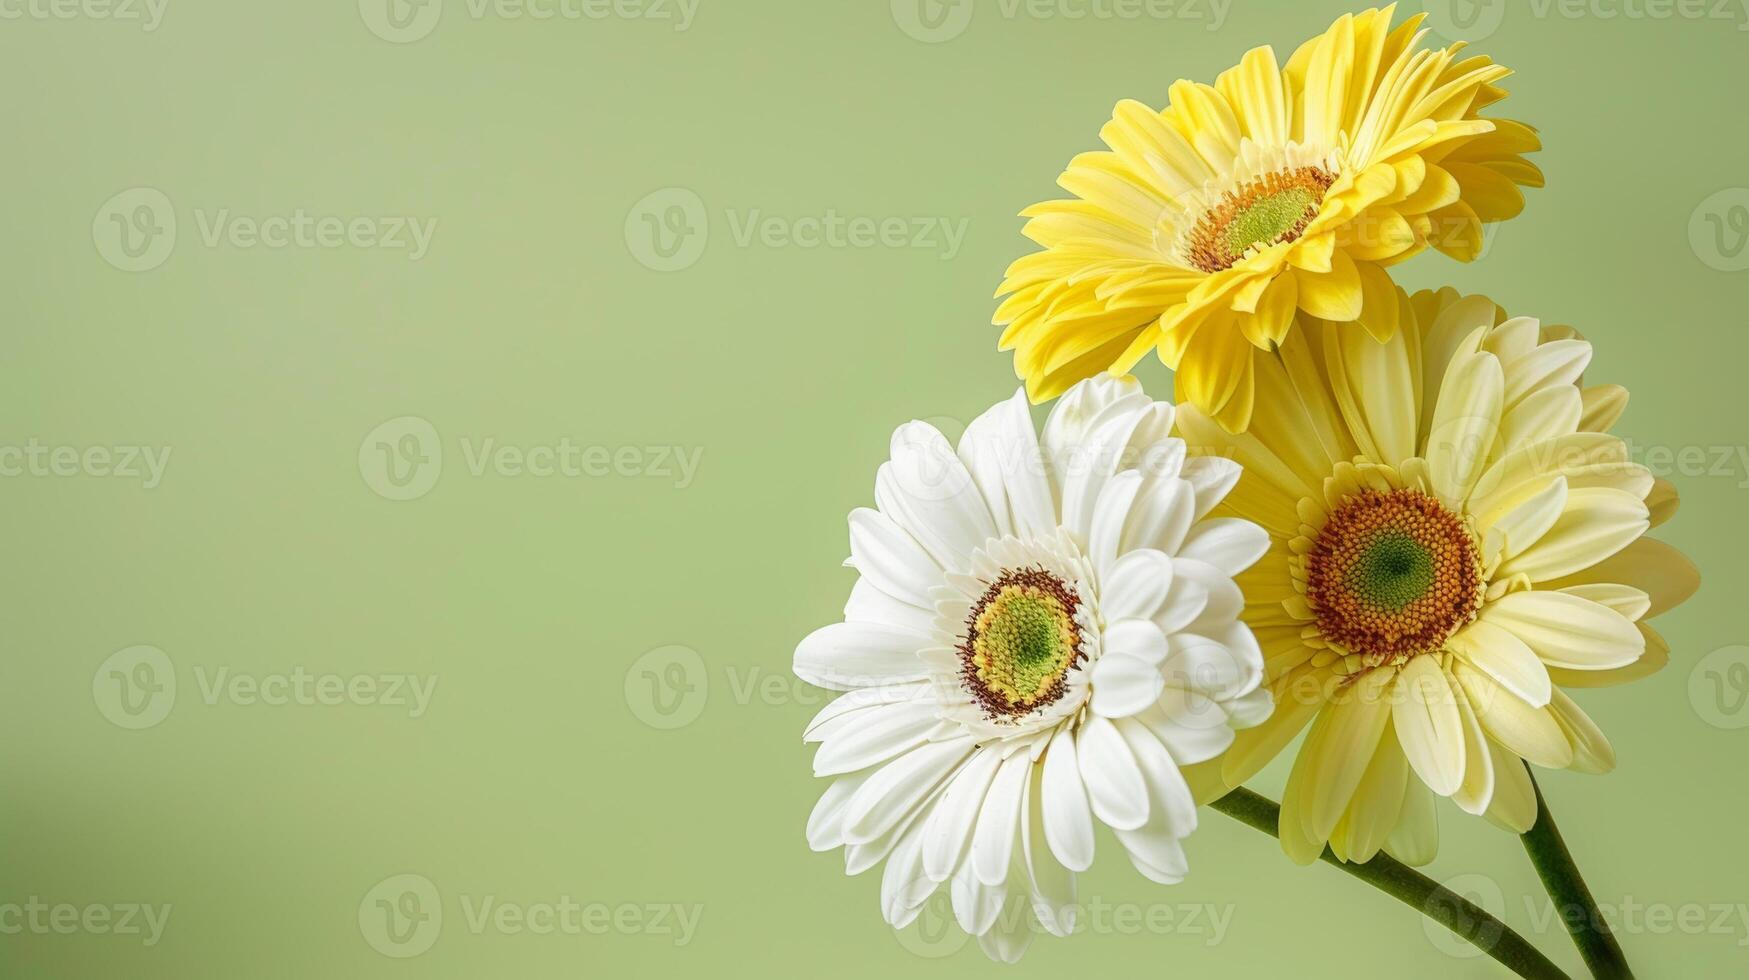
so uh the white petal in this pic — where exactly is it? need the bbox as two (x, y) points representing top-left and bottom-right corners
(848, 508), (939, 606)
(794, 621), (929, 691)
(1020, 765), (1077, 936)
(812, 699), (941, 776)
(922, 749), (1003, 882)
(1117, 718), (1198, 838)
(1040, 727), (1095, 871)
(806, 772), (871, 852)
(842, 739), (973, 844)
(1087, 469), (1144, 578)
(1179, 455), (1243, 520)
(1099, 549), (1174, 621)
(972, 752), (1030, 885)
(1102, 618), (1170, 665)
(1091, 653), (1167, 718)
(1177, 517), (1270, 576)
(1076, 715), (1150, 831)
(844, 577), (935, 635)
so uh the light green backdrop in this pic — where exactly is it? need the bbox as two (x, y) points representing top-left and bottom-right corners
(3, 1), (1746, 976)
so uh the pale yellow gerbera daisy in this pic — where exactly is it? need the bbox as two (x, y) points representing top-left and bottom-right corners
(1176, 288), (1699, 865)
(995, 5), (1542, 433)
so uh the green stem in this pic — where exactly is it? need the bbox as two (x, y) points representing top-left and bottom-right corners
(1211, 787), (1568, 980)
(1520, 776), (1634, 979)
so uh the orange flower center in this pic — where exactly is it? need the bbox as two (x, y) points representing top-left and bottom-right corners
(1305, 489), (1482, 665)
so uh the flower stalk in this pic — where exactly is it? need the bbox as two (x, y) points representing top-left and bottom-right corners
(1211, 788), (1569, 980)
(1520, 777), (1634, 979)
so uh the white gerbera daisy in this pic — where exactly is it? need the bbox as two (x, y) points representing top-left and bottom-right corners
(794, 377), (1270, 962)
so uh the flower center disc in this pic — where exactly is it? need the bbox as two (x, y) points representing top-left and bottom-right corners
(1187, 166), (1335, 273)
(959, 568), (1085, 718)
(1305, 488), (1482, 665)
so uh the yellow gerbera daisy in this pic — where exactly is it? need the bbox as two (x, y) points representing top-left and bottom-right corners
(1177, 288), (1699, 865)
(995, 5), (1542, 433)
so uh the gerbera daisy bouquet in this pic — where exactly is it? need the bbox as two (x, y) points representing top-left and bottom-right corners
(790, 7), (1698, 977)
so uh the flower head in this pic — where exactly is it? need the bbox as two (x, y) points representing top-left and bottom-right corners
(795, 377), (1270, 960)
(995, 5), (1542, 433)
(1177, 288), (1699, 865)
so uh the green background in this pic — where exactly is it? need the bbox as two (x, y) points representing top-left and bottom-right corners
(3, 0), (1746, 976)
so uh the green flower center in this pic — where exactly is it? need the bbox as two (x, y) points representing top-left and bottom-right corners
(1346, 531), (1436, 612)
(1187, 166), (1336, 274)
(960, 568), (1085, 718)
